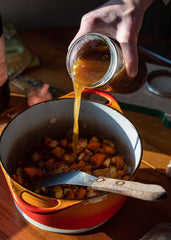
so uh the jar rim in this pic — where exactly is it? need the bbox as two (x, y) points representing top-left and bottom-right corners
(66, 33), (118, 88)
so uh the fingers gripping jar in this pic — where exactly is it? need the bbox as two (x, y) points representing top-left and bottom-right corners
(0, 15), (10, 113)
(66, 33), (147, 93)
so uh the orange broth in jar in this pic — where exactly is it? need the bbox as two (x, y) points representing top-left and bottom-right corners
(72, 46), (111, 86)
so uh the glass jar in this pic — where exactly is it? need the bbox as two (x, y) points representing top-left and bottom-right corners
(0, 15), (10, 113)
(66, 33), (147, 93)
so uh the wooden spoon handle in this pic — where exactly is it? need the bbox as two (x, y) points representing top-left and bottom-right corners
(92, 177), (167, 201)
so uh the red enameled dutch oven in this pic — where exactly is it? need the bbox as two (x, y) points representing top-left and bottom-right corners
(0, 89), (142, 234)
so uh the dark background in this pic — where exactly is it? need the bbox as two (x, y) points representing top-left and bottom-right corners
(0, 0), (170, 39)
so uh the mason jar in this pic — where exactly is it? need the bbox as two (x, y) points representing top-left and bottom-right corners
(66, 33), (147, 94)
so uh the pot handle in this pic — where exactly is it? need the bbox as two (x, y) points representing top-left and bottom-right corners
(60, 89), (123, 114)
(11, 187), (82, 214)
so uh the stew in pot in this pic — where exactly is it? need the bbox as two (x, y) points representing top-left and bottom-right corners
(12, 134), (130, 199)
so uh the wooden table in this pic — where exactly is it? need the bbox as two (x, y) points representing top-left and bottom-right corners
(0, 27), (171, 240)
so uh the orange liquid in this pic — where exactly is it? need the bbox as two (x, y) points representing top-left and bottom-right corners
(72, 46), (110, 87)
(72, 46), (111, 159)
(72, 81), (85, 160)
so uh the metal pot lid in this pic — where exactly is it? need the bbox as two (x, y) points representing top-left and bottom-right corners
(146, 69), (171, 98)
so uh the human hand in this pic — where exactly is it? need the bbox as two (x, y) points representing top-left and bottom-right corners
(71, 0), (154, 78)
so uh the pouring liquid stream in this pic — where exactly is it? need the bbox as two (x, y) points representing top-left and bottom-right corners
(72, 46), (110, 159)
(72, 82), (85, 160)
